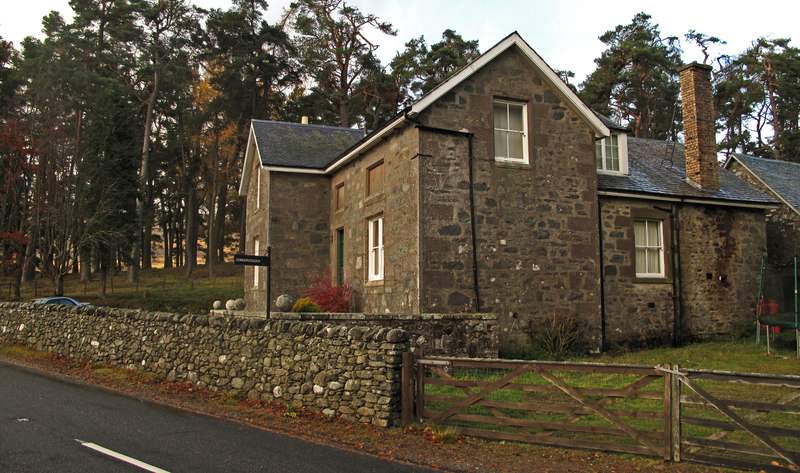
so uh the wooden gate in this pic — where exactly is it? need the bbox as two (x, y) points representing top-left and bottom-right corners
(401, 353), (670, 458)
(670, 366), (800, 472)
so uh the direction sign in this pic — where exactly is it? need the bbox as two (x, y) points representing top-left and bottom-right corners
(234, 253), (270, 266)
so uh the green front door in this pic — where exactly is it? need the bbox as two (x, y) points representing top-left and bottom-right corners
(336, 228), (344, 285)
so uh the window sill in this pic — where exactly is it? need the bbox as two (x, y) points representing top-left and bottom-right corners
(493, 159), (531, 169)
(633, 277), (672, 285)
(365, 279), (384, 287)
(597, 169), (628, 176)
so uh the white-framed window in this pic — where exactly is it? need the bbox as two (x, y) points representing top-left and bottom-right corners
(368, 216), (383, 281)
(253, 238), (260, 287)
(493, 100), (528, 163)
(256, 168), (261, 209)
(634, 219), (664, 278)
(596, 133), (628, 174)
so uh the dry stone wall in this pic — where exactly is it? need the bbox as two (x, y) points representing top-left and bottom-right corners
(0, 302), (408, 427)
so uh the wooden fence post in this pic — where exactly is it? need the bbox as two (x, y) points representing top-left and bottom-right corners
(671, 364), (681, 462)
(663, 363), (672, 461)
(401, 351), (414, 425)
(415, 348), (424, 422)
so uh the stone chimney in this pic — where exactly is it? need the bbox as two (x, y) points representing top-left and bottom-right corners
(679, 62), (718, 190)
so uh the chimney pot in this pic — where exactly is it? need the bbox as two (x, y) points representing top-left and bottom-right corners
(679, 62), (719, 190)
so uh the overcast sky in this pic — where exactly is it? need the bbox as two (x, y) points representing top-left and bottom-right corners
(2, 0), (798, 84)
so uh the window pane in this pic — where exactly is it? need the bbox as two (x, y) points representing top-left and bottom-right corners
(493, 102), (508, 129)
(494, 130), (508, 158)
(509, 132), (524, 159)
(596, 140), (602, 169)
(635, 248), (646, 274)
(508, 104), (524, 131)
(634, 221), (645, 244)
(336, 185), (344, 210)
(647, 221), (661, 246)
(647, 248), (660, 274)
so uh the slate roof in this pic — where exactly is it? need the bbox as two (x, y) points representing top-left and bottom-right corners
(597, 137), (778, 206)
(726, 153), (800, 213)
(251, 120), (365, 169)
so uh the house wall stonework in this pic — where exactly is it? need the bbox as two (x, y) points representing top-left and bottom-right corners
(265, 172), (331, 311)
(330, 126), (420, 314)
(244, 158), (269, 312)
(600, 198), (675, 347)
(415, 46), (603, 351)
(678, 205), (766, 338)
(600, 197), (766, 346)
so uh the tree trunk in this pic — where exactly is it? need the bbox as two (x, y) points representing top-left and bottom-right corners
(54, 274), (64, 296)
(143, 223), (152, 270)
(163, 220), (172, 269)
(80, 246), (92, 282)
(21, 220), (38, 283)
(215, 183), (227, 263)
(130, 67), (160, 283)
(11, 266), (21, 300)
(98, 261), (107, 298)
(185, 187), (198, 277)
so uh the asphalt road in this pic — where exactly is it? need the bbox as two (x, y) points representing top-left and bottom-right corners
(0, 361), (434, 472)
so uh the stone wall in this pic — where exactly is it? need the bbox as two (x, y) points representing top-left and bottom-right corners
(0, 303), (409, 427)
(266, 311), (498, 358)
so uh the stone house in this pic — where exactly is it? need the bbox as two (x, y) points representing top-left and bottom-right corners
(723, 154), (800, 311)
(238, 33), (777, 352)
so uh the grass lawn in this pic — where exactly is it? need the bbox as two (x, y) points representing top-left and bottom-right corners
(0, 263), (244, 314)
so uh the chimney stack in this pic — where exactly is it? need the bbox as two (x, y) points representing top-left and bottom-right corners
(679, 62), (718, 190)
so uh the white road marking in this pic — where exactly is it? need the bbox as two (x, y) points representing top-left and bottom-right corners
(75, 439), (171, 473)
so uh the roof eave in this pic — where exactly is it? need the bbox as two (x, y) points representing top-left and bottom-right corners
(323, 115), (408, 174)
(598, 189), (780, 210)
(238, 124), (260, 197)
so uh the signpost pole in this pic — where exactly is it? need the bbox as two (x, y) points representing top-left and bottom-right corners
(266, 247), (271, 319)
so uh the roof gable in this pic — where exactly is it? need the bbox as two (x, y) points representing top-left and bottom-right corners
(409, 32), (609, 138)
(725, 153), (800, 214)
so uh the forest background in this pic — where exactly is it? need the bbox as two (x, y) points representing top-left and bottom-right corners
(0, 0), (797, 299)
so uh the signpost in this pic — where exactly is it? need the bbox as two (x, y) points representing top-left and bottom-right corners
(234, 247), (271, 318)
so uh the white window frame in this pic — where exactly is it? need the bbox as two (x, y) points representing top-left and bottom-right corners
(253, 238), (260, 287)
(634, 219), (665, 278)
(596, 133), (628, 174)
(368, 216), (384, 281)
(256, 168), (261, 209)
(493, 100), (529, 164)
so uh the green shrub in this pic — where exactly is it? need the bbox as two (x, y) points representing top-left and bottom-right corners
(290, 297), (321, 313)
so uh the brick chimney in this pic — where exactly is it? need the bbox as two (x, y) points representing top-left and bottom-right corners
(679, 62), (719, 190)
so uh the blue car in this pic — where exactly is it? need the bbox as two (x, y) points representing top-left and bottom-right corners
(31, 297), (90, 307)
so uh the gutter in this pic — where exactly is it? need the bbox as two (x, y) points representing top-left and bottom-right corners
(597, 190), (780, 210)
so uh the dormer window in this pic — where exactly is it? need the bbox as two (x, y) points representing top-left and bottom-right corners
(596, 133), (628, 174)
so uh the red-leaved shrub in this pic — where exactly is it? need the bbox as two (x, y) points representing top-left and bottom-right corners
(304, 272), (353, 313)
